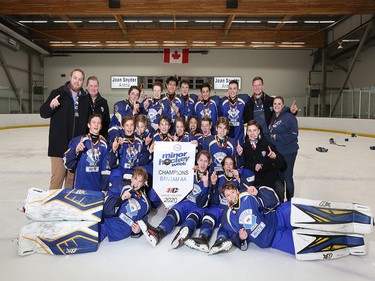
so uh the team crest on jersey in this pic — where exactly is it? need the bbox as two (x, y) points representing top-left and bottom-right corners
(201, 108), (212, 119)
(86, 148), (100, 166)
(186, 184), (202, 203)
(213, 152), (227, 168)
(147, 108), (159, 123)
(228, 107), (240, 123)
(239, 209), (257, 230)
(125, 198), (141, 217)
(125, 146), (138, 167)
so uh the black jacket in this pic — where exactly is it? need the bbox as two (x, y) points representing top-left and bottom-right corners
(239, 136), (286, 188)
(40, 81), (91, 157)
(89, 93), (110, 138)
(243, 92), (274, 126)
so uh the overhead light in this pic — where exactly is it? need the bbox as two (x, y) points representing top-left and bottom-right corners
(268, 20), (297, 24)
(89, 20), (117, 23)
(304, 20), (335, 24)
(54, 20), (82, 23)
(251, 41), (275, 44)
(338, 41), (343, 49)
(195, 20), (224, 23)
(342, 39), (360, 42)
(124, 20), (153, 23)
(19, 20), (48, 24)
(232, 20), (261, 23)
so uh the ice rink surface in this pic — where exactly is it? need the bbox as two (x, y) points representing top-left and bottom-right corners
(0, 127), (374, 281)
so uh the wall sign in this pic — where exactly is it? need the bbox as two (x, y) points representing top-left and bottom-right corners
(213, 76), (241, 90)
(111, 76), (138, 89)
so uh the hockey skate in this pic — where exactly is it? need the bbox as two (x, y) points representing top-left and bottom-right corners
(185, 235), (209, 253)
(138, 220), (165, 247)
(170, 226), (190, 250)
(208, 238), (232, 255)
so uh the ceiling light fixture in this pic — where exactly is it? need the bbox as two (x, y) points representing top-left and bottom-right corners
(338, 41), (343, 49)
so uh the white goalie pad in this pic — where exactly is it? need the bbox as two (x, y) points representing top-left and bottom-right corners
(18, 221), (99, 256)
(293, 228), (366, 261)
(23, 188), (104, 222)
(291, 197), (373, 234)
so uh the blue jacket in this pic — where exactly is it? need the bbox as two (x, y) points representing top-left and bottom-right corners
(269, 107), (299, 156)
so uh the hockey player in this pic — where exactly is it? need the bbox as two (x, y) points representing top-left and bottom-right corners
(162, 76), (183, 125)
(140, 81), (170, 131)
(203, 116), (237, 174)
(172, 117), (198, 144)
(210, 181), (373, 260)
(138, 150), (211, 249)
(178, 80), (198, 122)
(99, 167), (150, 242)
(108, 116), (149, 189)
(219, 80), (248, 144)
(194, 83), (220, 132)
(185, 155), (255, 252)
(108, 85), (141, 144)
(63, 113), (110, 191)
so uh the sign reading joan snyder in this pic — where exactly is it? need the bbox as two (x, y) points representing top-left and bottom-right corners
(152, 141), (196, 208)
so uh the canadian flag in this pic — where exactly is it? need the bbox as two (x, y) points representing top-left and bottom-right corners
(163, 48), (189, 64)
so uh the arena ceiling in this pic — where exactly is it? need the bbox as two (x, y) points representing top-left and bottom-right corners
(1, 0), (375, 55)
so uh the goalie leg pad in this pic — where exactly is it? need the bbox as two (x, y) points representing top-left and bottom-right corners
(23, 188), (104, 222)
(18, 221), (99, 256)
(293, 228), (366, 261)
(291, 197), (373, 234)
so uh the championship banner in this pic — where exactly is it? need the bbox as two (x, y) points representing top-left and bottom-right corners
(152, 141), (195, 208)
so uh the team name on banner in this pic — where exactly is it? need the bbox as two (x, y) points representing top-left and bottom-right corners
(153, 142), (195, 208)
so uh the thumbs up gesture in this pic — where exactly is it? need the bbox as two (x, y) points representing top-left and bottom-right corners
(267, 146), (276, 159)
(290, 100), (298, 114)
(236, 140), (243, 156)
(75, 137), (85, 154)
(50, 94), (60, 109)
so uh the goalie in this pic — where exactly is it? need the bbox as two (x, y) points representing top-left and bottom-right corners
(212, 181), (373, 260)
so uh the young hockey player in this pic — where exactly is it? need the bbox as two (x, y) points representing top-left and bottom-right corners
(194, 83), (220, 131)
(202, 116), (237, 174)
(138, 150), (211, 249)
(100, 167), (150, 242)
(210, 181), (373, 260)
(63, 113), (110, 191)
(185, 155), (255, 253)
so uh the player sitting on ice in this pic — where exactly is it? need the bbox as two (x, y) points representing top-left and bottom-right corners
(99, 167), (150, 242)
(138, 150), (211, 249)
(210, 181), (373, 260)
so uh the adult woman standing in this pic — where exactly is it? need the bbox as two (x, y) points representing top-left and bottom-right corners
(269, 96), (299, 201)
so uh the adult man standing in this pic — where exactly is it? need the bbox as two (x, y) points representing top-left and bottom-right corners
(40, 68), (91, 189)
(243, 76), (297, 139)
(86, 76), (110, 139)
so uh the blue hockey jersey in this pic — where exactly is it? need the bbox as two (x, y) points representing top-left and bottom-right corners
(64, 134), (110, 191)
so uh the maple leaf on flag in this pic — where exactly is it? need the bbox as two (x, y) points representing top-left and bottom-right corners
(172, 50), (181, 60)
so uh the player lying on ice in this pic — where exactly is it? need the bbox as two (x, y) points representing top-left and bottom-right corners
(206, 181), (373, 260)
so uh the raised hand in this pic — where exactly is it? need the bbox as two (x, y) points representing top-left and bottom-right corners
(202, 170), (209, 187)
(145, 133), (152, 146)
(50, 94), (60, 109)
(290, 100), (298, 114)
(211, 167), (218, 185)
(236, 140), (243, 156)
(267, 145), (276, 159)
(75, 137), (85, 154)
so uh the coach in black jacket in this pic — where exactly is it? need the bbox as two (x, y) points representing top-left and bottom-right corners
(243, 76), (298, 140)
(40, 68), (90, 189)
(86, 76), (110, 139)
